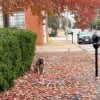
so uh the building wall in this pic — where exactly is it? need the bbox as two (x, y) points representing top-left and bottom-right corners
(0, 7), (48, 45)
(25, 8), (44, 45)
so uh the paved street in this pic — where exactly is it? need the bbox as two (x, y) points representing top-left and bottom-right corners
(79, 44), (100, 65)
(79, 44), (100, 54)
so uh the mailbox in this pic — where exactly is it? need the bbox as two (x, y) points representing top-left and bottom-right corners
(92, 33), (100, 77)
(69, 32), (73, 35)
(92, 34), (100, 49)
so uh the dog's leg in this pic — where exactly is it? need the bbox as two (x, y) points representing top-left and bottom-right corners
(43, 67), (45, 74)
(42, 64), (45, 74)
(34, 66), (37, 72)
(38, 66), (40, 74)
(39, 64), (44, 74)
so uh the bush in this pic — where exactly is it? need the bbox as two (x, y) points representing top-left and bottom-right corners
(0, 28), (37, 91)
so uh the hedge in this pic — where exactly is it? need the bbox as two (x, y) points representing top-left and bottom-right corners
(0, 28), (37, 91)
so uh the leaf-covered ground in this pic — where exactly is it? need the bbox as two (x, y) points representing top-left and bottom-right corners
(0, 51), (100, 100)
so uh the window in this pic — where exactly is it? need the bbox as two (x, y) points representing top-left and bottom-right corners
(0, 8), (25, 28)
(98, 16), (100, 20)
(0, 15), (3, 27)
(0, 7), (3, 27)
(9, 11), (25, 28)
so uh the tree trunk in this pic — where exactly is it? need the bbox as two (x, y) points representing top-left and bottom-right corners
(3, 11), (9, 27)
(2, 0), (9, 27)
(55, 29), (57, 36)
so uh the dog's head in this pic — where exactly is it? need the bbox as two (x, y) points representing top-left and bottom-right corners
(39, 58), (44, 63)
(38, 57), (45, 64)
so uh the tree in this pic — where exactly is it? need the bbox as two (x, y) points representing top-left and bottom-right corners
(2, 0), (10, 27)
(0, 0), (100, 28)
(20, 0), (100, 29)
(48, 15), (60, 36)
(66, 0), (100, 29)
(60, 15), (71, 30)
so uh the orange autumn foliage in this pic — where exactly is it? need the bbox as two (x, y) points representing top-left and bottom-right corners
(1, 0), (100, 28)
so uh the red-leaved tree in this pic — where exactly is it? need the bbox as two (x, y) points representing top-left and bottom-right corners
(1, 0), (100, 29)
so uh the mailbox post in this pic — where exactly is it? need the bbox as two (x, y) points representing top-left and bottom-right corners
(92, 34), (100, 77)
(69, 32), (73, 43)
(71, 32), (73, 43)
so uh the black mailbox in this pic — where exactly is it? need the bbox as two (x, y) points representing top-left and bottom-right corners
(70, 32), (73, 35)
(92, 34), (100, 49)
(92, 33), (100, 77)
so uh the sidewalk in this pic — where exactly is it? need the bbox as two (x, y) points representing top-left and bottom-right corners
(36, 37), (82, 52)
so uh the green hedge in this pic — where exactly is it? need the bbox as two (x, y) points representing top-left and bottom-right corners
(0, 28), (37, 91)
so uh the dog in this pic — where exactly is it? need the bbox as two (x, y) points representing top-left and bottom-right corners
(34, 57), (45, 74)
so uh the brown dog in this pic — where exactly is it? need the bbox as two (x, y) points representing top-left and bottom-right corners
(34, 57), (45, 74)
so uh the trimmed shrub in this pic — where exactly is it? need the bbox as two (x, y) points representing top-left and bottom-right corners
(0, 28), (37, 91)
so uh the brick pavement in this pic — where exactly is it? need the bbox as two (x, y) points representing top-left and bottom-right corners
(0, 38), (100, 99)
(32, 51), (100, 100)
(34, 39), (100, 99)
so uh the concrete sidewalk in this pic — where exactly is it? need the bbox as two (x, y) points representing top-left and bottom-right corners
(36, 37), (82, 52)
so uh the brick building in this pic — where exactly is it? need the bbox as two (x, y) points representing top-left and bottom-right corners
(25, 9), (48, 45)
(0, 8), (48, 45)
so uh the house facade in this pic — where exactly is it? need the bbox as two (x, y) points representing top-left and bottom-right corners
(0, 8), (48, 45)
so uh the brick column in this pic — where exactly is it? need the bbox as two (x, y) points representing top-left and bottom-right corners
(25, 8), (44, 45)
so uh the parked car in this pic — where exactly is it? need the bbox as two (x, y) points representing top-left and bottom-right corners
(77, 30), (94, 44)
